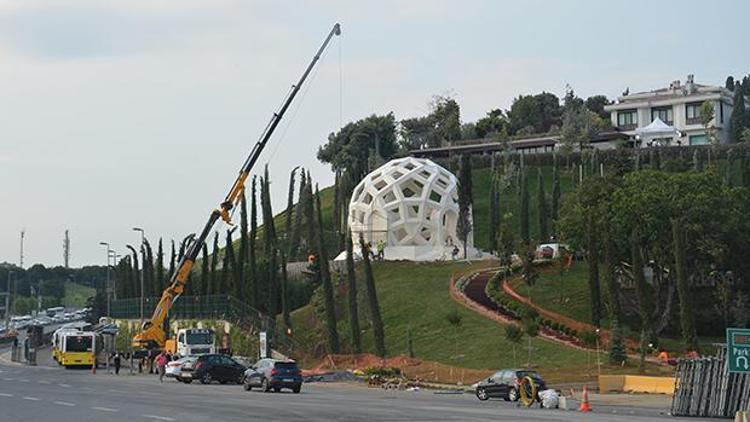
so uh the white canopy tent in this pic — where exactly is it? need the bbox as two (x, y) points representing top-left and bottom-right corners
(636, 118), (680, 147)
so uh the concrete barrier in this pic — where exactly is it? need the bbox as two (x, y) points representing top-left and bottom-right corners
(598, 375), (675, 394)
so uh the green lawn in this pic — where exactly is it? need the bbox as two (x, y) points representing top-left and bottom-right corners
(63, 281), (95, 308)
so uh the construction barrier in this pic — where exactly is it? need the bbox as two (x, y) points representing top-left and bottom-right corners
(598, 375), (676, 394)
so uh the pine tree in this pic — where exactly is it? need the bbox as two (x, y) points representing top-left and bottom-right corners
(156, 238), (164, 291)
(316, 185), (339, 354)
(519, 168), (530, 244)
(537, 168), (548, 243)
(586, 212), (601, 327)
(209, 231), (220, 296)
(456, 154), (473, 258)
(345, 229), (362, 354)
(249, 176), (258, 309)
(359, 232), (385, 357)
(672, 218), (698, 352)
(551, 155), (561, 222)
(200, 242), (209, 296)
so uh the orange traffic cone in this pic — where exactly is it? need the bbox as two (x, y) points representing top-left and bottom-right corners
(579, 385), (592, 412)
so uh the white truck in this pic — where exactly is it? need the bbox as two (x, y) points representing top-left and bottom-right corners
(165, 328), (216, 357)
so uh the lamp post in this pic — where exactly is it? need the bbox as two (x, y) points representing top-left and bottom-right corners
(132, 227), (145, 326)
(595, 328), (601, 377)
(99, 242), (111, 316)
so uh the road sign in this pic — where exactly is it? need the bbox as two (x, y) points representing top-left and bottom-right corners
(727, 328), (750, 373)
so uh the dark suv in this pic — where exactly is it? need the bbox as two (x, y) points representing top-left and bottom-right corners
(475, 369), (546, 401)
(180, 354), (246, 385)
(243, 359), (302, 393)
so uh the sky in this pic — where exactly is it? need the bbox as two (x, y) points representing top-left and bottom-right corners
(1, 0), (748, 267)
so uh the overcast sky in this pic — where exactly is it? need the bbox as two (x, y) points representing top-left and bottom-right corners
(1, 0), (748, 268)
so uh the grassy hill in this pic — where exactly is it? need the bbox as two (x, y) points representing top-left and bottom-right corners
(290, 260), (670, 383)
(63, 281), (95, 308)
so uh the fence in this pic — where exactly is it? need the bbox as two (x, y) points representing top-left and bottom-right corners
(670, 347), (750, 417)
(110, 295), (296, 356)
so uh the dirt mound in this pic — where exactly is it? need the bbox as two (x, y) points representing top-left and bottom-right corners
(303, 353), (492, 385)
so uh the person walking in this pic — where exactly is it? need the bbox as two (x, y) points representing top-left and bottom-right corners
(156, 351), (168, 383)
(113, 352), (122, 375)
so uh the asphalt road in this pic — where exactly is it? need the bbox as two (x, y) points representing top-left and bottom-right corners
(0, 348), (712, 422)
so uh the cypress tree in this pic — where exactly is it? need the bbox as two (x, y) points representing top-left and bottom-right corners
(302, 171), (316, 262)
(537, 168), (548, 243)
(519, 168), (530, 244)
(551, 155), (561, 222)
(280, 249), (291, 329)
(209, 231), (220, 296)
(488, 172), (498, 254)
(284, 167), (298, 252)
(222, 230), (235, 297)
(359, 232), (385, 357)
(456, 154), (473, 258)
(316, 184), (339, 354)
(249, 176), (258, 309)
(126, 245), (139, 300)
(144, 239), (155, 299)
(238, 190), (248, 303)
(345, 229), (361, 354)
(672, 218), (698, 352)
(586, 212), (601, 327)
(288, 170), (306, 260)
(156, 238), (164, 291)
(332, 170), (341, 250)
(726, 148), (736, 186)
(261, 168), (279, 320)
(168, 240), (176, 284)
(730, 87), (747, 142)
(631, 228), (653, 372)
(200, 242), (209, 296)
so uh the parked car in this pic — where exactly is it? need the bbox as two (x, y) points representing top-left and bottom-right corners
(474, 369), (546, 401)
(180, 354), (245, 385)
(166, 356), (197, 382)
(243, 359), (302, 393)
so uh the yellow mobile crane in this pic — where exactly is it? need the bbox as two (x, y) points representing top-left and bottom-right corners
(132, 23), (341, 352)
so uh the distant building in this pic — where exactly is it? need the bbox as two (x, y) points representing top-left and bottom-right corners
(604, 75), (735, 146)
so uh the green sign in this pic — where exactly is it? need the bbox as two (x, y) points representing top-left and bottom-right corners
(727, 328), (750, 373)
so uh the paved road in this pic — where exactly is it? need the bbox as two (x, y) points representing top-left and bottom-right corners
(0, 348), (710, 422)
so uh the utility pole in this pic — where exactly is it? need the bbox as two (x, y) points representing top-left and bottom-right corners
(132, 227), (145, 327)
(63, 230), (71, 268)
(19, 230), (25, 269)
(99, 242), (111, 316)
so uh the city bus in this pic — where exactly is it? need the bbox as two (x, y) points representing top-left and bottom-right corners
(58, 331), (97, 368)
(52, 327), (80, 364)
(46, 306), (65, 318)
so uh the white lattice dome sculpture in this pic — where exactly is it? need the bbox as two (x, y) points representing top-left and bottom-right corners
(347, 157), (473, 261)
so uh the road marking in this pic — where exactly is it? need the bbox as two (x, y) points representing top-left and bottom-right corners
(18, 379), (29, 383)
(38, 380), (51, 384)
(22, 396), (40, 401)
(109, 389), (126, 393)
(143, 415), (175, 421)
(54, 401), (75, 407)
(0, 393), (13, 397)
(91, 406), (119, 412)
(58, 383), (72, 388)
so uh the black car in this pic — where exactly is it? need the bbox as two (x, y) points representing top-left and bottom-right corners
(243, 359), (302, 393)
(180, 354), (246, 385)
(474, 369), (546, 401)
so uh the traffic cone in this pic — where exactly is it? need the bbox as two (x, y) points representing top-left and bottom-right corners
(578, 385), (592, 412)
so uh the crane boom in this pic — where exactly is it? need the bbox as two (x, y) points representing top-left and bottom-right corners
(133, 23), (341, 351)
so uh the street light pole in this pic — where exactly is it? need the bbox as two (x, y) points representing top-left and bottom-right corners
(132, 227), (145, 327)
(99, 242), (111, 316)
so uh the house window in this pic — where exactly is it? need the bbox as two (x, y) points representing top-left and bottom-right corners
(617, 109), (637, 128)
(689, 135), (708, 145)
(651, 106), (673, 125)
(685, 102), (702, 125)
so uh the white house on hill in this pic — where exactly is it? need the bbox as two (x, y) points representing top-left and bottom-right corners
(604, 75), (734, 146)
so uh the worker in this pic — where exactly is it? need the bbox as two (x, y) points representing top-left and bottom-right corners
(113, 352), (122, 375)
(376, 240), (385, 260)
(156, 351), (168, 383)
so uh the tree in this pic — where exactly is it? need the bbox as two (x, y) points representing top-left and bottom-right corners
(126, 245), (139, 301)
(222, 230), (235, 297)
(359, 232), (386, 357)
(167, 240), (176, 286)
(456, 154), (473, 258)
(315, 185), (339, 354)
(261, 168), (279, 320)
(446, 309), (463, 359)
(399, 95), (462, 149)
(699, 101), (717, 144)
(284, 167), (298, 251)
(288, 170), (306, 260)
(561, 91), (604, 152)
(551, 155), (561, 222)
(504, 325), (524, 366)
(238, 189), (248, 304)
(731, 88), (748, 142)
(508, 92), (561, 135)
(345, 229), (362, 354)
(631, 229), (653, 373)
(537, 168), (548, 242)
(726, 76), (736, 91)
(200, 242), (209, 296)
(475, 108), (509, 138)
(608, 318), (627, 365)
(521, 306), (539, 365)
(488, 173), (499, 253)
(585, 95), (610, 120)
(156, 239), (164, 290)
(519, 169), (530, 244)
(672, 218), (698, 352)
(249, 176), (258, 309)
(496, 212), (516, 280)
(586, 212), (602, 327)
(209, 232), (219, 296)
(601, 228), (621, 322)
